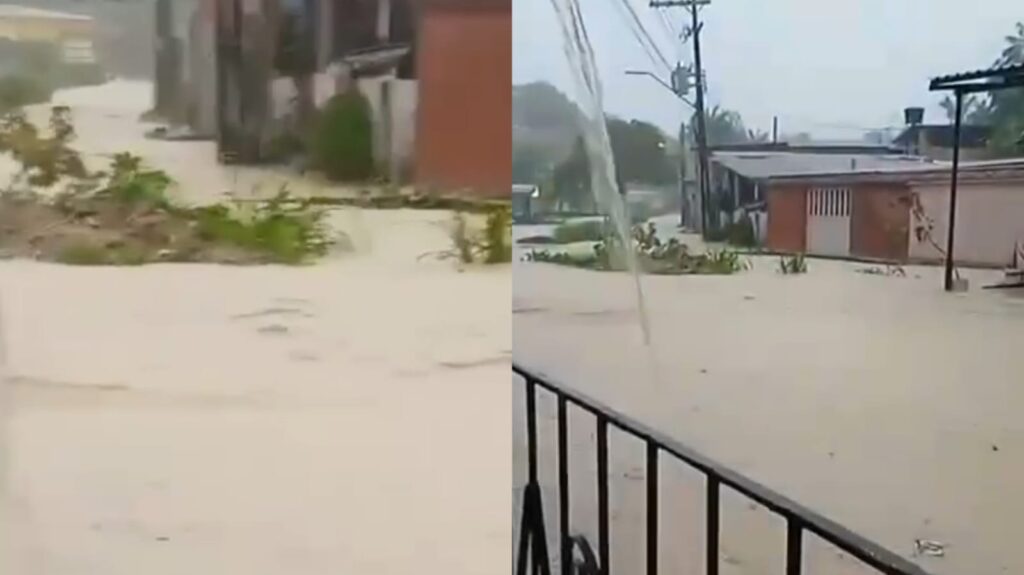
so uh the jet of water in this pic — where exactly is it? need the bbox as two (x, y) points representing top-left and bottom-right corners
(547, 0), (653, 346)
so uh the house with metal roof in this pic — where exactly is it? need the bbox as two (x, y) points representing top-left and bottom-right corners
(0, 4), (95, 64)
(762, 158), (1024, 266)
(706, 148), (933, 244)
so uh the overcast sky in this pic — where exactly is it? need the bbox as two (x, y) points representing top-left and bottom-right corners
(513, 0), (1022, 139)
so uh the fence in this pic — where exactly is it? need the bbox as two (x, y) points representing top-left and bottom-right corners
(514, 364), (935, 575)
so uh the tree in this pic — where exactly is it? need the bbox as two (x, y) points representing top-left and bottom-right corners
(606, 117), (675, 185)
(938, 94), (985, 123)
(998, 22), (1024, 67)
(691, 105), (749, 146)
(550, 136), (593, 212)
(971, 22), (1024, 155)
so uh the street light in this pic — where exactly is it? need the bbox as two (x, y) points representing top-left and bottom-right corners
(625, 68), (695, 109)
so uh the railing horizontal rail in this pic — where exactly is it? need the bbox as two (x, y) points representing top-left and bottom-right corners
(514, 363), (934, 575)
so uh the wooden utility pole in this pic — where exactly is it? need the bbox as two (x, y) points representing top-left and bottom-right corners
(651, 0), (712, 237)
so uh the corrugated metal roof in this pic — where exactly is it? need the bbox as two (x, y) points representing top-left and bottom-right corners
(0, 4), (92, 22)
(711, 151), (934, 180)
(771, 157), (1024, 185)
(930, 64), (1024, 86)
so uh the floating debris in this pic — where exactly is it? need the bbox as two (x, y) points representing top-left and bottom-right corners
(914, 539), (946, 557)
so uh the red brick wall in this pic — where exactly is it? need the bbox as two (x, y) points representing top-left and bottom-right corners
(850, 184), (911, 261)
(767, 184), (807, 252)
(415, 4), (511, 197)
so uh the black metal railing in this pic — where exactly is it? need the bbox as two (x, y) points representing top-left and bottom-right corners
(514, 364), (935, 575)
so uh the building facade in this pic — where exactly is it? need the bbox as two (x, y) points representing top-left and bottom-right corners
(414, 0), (511, 197)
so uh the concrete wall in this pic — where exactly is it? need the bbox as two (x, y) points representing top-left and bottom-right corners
(766, 184), (807, 252)
(850, 183), (910, 261)
(909, 181), (1024, 267)
(415, 3), (511, 197)
(186, 0), (217, 135)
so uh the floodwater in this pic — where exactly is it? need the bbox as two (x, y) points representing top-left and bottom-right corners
(513, 242), (1024, 575)
(1, 82), (511, 574)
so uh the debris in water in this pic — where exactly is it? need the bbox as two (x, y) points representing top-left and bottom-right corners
(828, 451), (835, 458)
(914, 539), (946, 557)
(992, 444), (1000, 452)
(743, 295), (756, 301)
(623, 467), (644, 481)
(699, 369), (708, 374)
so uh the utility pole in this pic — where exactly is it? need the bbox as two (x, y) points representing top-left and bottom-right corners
(651, 0), (712, 238)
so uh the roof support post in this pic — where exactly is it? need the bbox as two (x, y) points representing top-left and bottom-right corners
(943, 89), (963, 292)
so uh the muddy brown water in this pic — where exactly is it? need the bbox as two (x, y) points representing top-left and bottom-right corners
(514, 254), (1024, 575)
(1, 82), (512, 574)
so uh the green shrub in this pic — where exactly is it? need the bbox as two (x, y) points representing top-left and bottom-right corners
(192, 190), (331, 264)
(552, 219), (609, 244)
(311, 91), (374, 181)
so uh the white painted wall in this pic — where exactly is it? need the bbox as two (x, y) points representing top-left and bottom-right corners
(387, 79), (418, 182)
(909, 181), (1024, 267)
(357, 75), (417, 183)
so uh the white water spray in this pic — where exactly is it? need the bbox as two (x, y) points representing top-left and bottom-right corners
(548, 0), (655, 349)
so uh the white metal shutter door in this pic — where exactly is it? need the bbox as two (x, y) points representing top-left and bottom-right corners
(806, 187), (852, 257)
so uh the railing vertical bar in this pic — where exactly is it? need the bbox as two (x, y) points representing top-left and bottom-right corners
(597, 416), (610, 575)
(646, 442), (659, 575)
(786, 519), (803, 575)
(557, 396), (571, 575)
(526, 377), (539, 484)
(706, 477), (720, 575)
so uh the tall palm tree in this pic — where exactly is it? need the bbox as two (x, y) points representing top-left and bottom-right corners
(997, 22), (1024, 66)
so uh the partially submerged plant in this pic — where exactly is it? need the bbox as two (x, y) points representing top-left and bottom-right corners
(0, 112), (335, 266)
(427, 207), (513, 265)
(526, 221), (748, 275)
(778, 253), (808, 275)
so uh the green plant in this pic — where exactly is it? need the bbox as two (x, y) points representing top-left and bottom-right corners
(482, 207), (512, 264)
(193, 188), (332, 264)
(310, 91), (375, 181)
(100, 152), (172, 207)
(429, 208), (512, 265)
(779, 253), (808, 275)
(0, 107), (88, 187)
(552, 219), (609, 244)
(727, 216), (757, 247)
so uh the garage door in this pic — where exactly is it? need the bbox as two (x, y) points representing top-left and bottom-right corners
(806, 187), (851, 257)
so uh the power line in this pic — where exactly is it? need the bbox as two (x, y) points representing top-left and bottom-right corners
(607, 0), (673, 72)
(653, 8), (682, 59)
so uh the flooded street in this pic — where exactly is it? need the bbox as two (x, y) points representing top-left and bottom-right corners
(513, 250), (1024, 575)
(1, 82), (511, 574)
